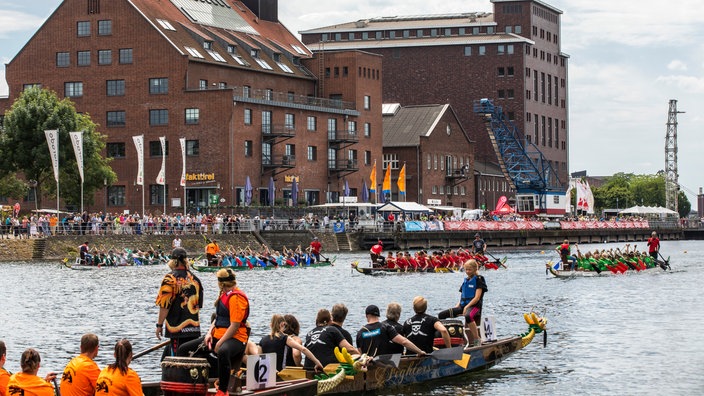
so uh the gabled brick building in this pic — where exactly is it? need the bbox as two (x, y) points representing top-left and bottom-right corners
(301, 0), (570, 203)
(0, 0), (383, 214)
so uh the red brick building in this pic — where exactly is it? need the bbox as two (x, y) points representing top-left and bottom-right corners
(381, 103), (474, 208)
(300, 0), (570, 204)
(0, 0), (383, 214)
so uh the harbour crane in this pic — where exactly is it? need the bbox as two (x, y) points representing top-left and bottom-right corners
(665, 99), (683, 213)
(473, 98), (564, 216)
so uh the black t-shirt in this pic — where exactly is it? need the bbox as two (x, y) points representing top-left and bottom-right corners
(303, 325), (345, 368)
(473, 239), (486, 253)
(382, 319), (405, 354)
(355, 321), (399, 356)
(331, 323), (354, 345)
(259, 334), (288, 371)
(403, 313), (440, 353)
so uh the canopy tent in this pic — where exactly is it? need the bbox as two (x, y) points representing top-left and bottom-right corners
(377, 201), (433, 214)
(618, 205), (679, 218)
(31, 209), (71, 214)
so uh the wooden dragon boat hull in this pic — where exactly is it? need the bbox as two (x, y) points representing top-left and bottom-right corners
(141, 378), (318, 396)
(547, 264), (665, 278)
(351, 261), (454, 275)
(192, 259), (335, 272)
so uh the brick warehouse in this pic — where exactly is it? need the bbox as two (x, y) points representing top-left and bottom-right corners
(0, 0), (384, 214)
(300, 0), (570, 206)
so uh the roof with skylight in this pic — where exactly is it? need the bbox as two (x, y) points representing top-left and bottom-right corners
(170, 0), (258, 35)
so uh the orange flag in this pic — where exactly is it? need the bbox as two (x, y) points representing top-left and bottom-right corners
(397, 163), (406, 195)
(382, 164), (392, 195)
(369, 160), (377, 193)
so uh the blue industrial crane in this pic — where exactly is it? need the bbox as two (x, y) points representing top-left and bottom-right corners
(473, 98), (563, 213)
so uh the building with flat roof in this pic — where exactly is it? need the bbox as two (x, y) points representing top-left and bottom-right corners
(0, 0), (383, 214)
(301, 0), (570, 196)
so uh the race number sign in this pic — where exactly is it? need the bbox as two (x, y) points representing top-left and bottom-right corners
(480, 316), (497, 342)
(246, 353), (276, 390)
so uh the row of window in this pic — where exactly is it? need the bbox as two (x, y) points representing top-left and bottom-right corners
(105, 108), (199, 127)
(431, 185), (468, 196)
(64, 77), (173, 98)
(526, 45), (565, 67)
(242, 108), (372, 136)
(525, 113), (565, 150)
(426, 154), (472, 172)
(478, 178), (510, 193)
(77, 20), (112, 37)
(108, 185), (168, 207)
(56, 49), (133, 67)
(524, 70), (564, 107)
(463, 44), (515, 57)
(320, 24), (522, 42)
(107, 140), (199, 159)
(324, 66), (380, 81)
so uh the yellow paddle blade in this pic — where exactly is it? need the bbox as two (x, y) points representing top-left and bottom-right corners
(453, 353), (470, 369)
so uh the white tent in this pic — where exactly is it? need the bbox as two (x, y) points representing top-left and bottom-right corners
(618, 205), (679, 218)
(377, 201), (433, 214)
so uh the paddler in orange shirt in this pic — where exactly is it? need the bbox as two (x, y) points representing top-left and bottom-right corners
(7, 349), (57, 396)
(60, 334), (101, 396)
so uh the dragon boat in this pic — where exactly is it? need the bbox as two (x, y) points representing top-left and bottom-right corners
(276, 312), (547, 394)
(192, 257), (336, 272)
(546, 257), (670, 278)
(61, 257), (166, 270)
(351, 261), (456, 275)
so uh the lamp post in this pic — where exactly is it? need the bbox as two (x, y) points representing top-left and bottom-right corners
(103, 178), (107, 214)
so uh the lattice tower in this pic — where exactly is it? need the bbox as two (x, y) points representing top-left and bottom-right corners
(665, 99), (683, 212)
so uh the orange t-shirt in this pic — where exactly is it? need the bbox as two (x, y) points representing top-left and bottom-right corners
(95, 367), (141, 396)
(61, 355), (100, 396)
(0, 367), (10, 396)
(212, 289), (249, 343)
(7, 372), (55, 396)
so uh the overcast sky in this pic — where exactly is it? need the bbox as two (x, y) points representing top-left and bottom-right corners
(1, 0), (702, 210)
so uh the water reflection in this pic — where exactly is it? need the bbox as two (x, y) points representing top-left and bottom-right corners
(1, 240), (703, 394)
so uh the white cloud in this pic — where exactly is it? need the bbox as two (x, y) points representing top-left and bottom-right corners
(667, 60), (688, 72)
(0, 10), (45, 38)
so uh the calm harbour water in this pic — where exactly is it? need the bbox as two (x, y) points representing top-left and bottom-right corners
(1, 240), (703, 395)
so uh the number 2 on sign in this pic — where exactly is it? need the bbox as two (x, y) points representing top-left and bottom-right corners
(254, 357), (269, 384)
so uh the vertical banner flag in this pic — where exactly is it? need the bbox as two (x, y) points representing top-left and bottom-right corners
(382, 164), (391, 196)
(132, 135), (144, 186)
(69, 131), (84, 182)
(179, 138), (187, 186)
(44, 130), (59, 182)
(369, 160), (377, 193)
(397, 163), (406, 195)
(156, 136), (166, 185)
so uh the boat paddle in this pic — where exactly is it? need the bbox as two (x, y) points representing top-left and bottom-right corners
(657, 252), (671, 270)
(427, 345), (465, 360)
(52, 376), (61, 396)
(372, 353), (402, 368)
(485, 252), (507, 269)
(132, 340), (170, 360)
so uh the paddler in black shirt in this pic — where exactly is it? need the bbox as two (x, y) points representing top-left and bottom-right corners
(356, 305), (426, 357)
(403, 296), (452, 353)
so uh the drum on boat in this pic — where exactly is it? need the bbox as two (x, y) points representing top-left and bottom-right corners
(160, 356), (210, 396)
(434, 319), (465, 348)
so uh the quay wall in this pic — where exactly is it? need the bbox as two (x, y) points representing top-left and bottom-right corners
(0, 227), (684, 262)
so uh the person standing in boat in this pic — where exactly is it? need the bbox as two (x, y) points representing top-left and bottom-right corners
(555, 239), (574, 270)
(355, 305), (426, 357)
(303, 309), (358, 369)
(7, 349), (57, 396)
(258, 314), (324, 372)
(95, 339), (141, 396)
(0, 341), (9, 396)
(647, 232), (660, 261)
(155, 247), (203, 360)
(60, 333), (101, 396)
(309, 237), (323, 263)
(472, 233), (486, 255)
(205, 239), (221, 266)
(370, 240), (384, 267)
(438, 260), (488, 348)
(403, 296), (452, 353)
(178, 268), (250, 396)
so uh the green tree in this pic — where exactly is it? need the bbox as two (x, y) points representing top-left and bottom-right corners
(0, 87), (116, 209)
(630, 173), (665, 207)
(0, 175), (29, 201)
(678, 191), (691, 218)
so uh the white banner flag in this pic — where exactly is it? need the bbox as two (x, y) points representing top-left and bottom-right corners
(132, 135), (144, 186)
(179, 138), (186, 187)
(45, 130), (59, 182)
(156, 136), (166, 185)
(69, 131), (84, 182)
